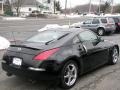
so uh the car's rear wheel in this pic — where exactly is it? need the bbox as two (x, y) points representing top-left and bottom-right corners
(97, 28), (105, 36)
(60, 61), (78, 89)
(109, 47), (119, 65)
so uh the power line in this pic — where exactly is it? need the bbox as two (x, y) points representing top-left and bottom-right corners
(89, 0), (92, 13)
(65, 0), (67, 16)
(99, 0), (101, 13)
(111, 0), (114, 14)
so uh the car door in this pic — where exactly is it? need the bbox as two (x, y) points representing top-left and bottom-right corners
(81, 19), (92, 30)
(78, 31), (109, 72)
(90, 19), (100, 32)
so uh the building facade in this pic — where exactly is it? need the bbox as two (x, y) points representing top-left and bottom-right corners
(39, 0), (54, 13)
(12, 0), (55, 16)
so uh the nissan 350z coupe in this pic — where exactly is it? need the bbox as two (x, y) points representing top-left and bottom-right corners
(2, 28), (119, 89)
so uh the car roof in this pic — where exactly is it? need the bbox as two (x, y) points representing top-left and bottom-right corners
(93, 17), (108, 19)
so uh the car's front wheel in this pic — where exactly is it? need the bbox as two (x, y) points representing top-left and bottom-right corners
(109, 47), (119, 65)
(60, 61), (78, 89)
(97, 28), (105, 36)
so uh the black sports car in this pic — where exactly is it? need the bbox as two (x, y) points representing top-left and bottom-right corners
(2, 28), (119, 89)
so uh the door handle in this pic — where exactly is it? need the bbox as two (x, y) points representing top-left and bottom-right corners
(83, 45), (88, 53)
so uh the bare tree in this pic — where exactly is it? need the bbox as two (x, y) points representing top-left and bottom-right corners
(100, 1), (111, 13)
(11, 0), (25, 16)
(114, 4), (120, 13)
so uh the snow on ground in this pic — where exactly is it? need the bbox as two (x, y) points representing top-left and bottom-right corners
(65, 15), (82, 18)
(0, 36), (10, 50)
(58, 14), (83, 19)
(2, 17), (26, 21)
(105, 14), (120, 17)
(71, 22), (83, 28)
(85, 14), (99, 17)
(61, 25), (70, 28)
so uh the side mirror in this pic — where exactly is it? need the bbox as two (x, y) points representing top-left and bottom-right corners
(83, 22), (85, 24)
(98, 37), (104, 42)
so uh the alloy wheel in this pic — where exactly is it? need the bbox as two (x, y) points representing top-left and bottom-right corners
(98, 29), (104, 36)
(112, 48), (119, 64)
(63, 64), (77, 86)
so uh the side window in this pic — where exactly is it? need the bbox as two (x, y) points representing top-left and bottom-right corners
(73, 36), (80, 44)
(83, 19), (92, 24)
(92, 19), (100, 24)
(101, 19), (107, 23)
(78, 31), (98, 42)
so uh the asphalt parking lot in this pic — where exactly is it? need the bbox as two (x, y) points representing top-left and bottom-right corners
(0, 18), (120, 90)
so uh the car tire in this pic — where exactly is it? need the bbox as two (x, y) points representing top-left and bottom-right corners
(60, 60), (78, 89)
(97, 28), (105, 36)
(109, 47), (119, 65)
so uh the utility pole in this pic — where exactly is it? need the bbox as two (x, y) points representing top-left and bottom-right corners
(65, 0), (67, 16)
(69, 0), (71, 27)
(1, 0), (4, 14)
(111, 0), (114, 14)
(99, 0), (101, 14)
(54, 0), (56, 14)
(89, 0), (92, 13)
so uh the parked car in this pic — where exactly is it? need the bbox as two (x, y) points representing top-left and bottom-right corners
(107, 16), (120, 33)
(29, 10), (40, 17)
(75, 17), (116, 36)
(2, 28), (119, 89)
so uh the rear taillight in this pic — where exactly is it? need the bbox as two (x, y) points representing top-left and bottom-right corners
(118, 23), (120, 26)
(34, 48), (60, 61)
(105, 24), (113, 27)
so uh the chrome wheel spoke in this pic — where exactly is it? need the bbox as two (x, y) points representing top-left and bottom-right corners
(64, 73), (70, 78)
(71, 66), (75, 72)
(67, 77), (72, 86)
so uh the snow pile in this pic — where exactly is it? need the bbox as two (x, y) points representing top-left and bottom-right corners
(38, 24), (61, 32)
(86, 14), (98, 17)
(38, 24), (72, 32)
(66, 15), (81, 18)
(0, 36), (10, 50)
(71, 22), (83, 28)
(61, 25), (70, 28)
(105, 14), (120, 17)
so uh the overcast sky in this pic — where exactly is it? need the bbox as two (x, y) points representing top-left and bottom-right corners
(58, 0), (120, 9)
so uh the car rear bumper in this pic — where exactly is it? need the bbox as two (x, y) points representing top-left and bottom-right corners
(105, 27), (116, 32)
(2, 63), (59, 80)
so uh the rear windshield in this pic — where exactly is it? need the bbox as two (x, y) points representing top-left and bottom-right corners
(27, 30), (69, 43)
(101, 19), (107, 23)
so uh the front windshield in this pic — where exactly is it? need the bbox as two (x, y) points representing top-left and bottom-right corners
(27, 30), (69, 43)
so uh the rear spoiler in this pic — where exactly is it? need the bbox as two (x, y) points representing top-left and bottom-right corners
(10, 45), (40, 50)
